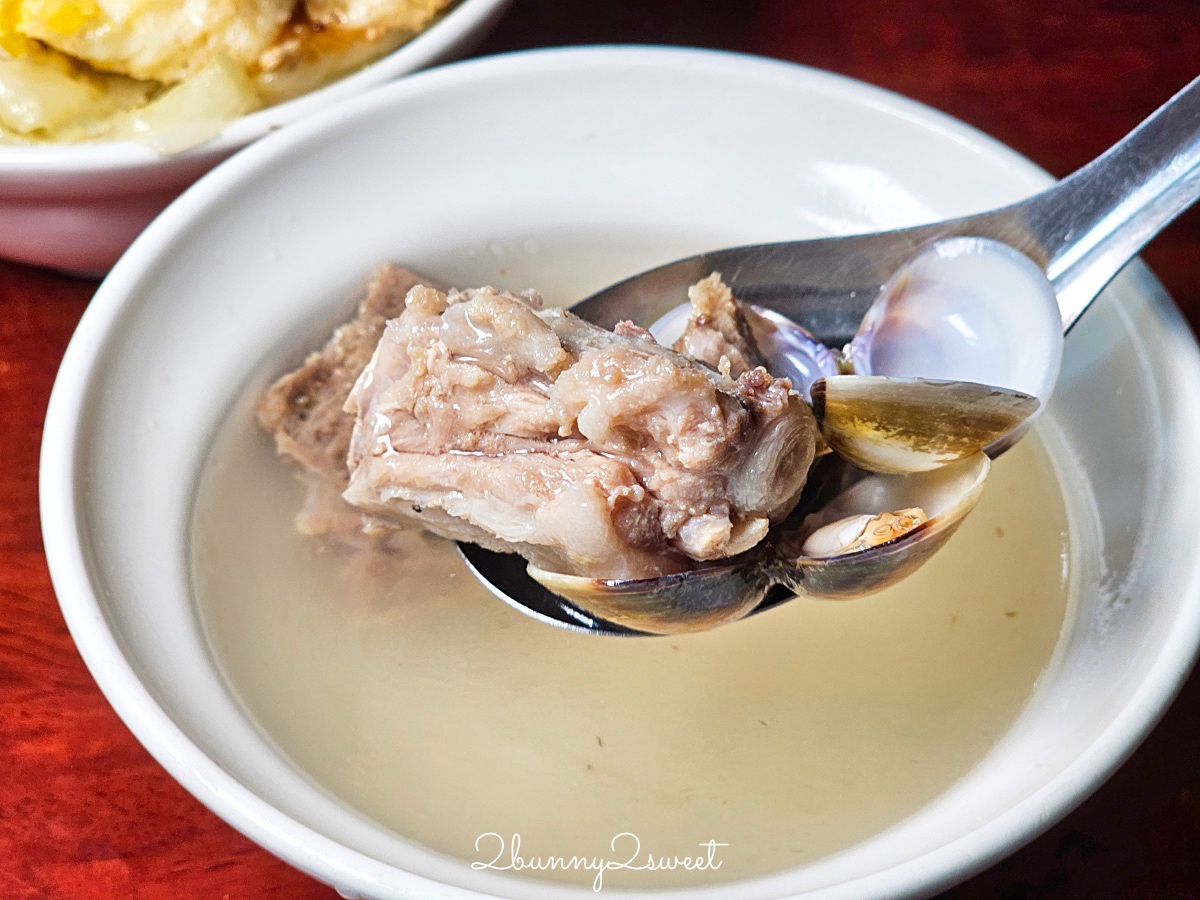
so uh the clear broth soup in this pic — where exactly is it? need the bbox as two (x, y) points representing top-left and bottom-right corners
(193, 259), (1073, 890)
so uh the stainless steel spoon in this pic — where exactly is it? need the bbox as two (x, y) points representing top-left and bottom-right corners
(459, 74), (1200, 635)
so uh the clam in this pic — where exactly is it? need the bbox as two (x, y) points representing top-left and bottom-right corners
(845, 237), (1062, 455)
(529, 452), (991, 635)
(521, 237), (1062, 634)
(779, 453), (990, 599)
(527, 560), (774, 636)
(810, 376), (1038, 474)
(851, 237), (1062, 407)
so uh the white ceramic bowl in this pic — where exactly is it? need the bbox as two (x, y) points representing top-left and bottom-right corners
(0, 0), (509, 274)
(40, 47), (1200, 899)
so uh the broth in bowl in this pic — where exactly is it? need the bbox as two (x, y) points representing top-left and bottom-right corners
(191, 267), (1076, 889)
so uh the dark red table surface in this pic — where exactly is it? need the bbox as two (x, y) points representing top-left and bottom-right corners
(3, 1), (1200, 897)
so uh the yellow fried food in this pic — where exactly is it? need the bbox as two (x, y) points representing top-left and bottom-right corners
(0, 46), (154, 137)
(0, 52), (98, 132)
(105, 53), (259, 152)
(256, 16), (412, 103)
(0, 0), (34, 56)
(0, 0), (458, 149)
(13, 0), (294, 82)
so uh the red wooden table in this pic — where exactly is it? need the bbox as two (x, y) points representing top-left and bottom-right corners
(3, 2), (1199, 897)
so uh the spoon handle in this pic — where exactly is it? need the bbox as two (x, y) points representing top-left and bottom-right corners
(575, 76), (1200, 347)
(1021, 75), (1200, 330)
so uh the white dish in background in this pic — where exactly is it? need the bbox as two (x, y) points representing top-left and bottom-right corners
(0, 0), (510, 274)
(39, 47), (1200, 899)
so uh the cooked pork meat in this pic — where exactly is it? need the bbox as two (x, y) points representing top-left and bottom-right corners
(672, 272), (765, 377)
(257, 265), (425, 534)
(339, 279), (819, 579)
(257, 265), (820, 578)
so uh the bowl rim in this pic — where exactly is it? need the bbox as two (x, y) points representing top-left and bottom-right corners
(0, 0), (509, 176)
(38, 45), (1200, 899)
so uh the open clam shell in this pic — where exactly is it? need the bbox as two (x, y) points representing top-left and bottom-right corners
(849, 237), (1063, 409)
(810, 375), (1038, 474)
(745, 306), (841, 402)
(527, 453), (991, 634)
(780, 453), (991, 600)
(527, 561), (773, 636)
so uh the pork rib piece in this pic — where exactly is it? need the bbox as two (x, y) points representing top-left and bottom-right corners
(257, 264), (425, 535)
(672, 271), (766, 377)
(341, 278), (818, 579)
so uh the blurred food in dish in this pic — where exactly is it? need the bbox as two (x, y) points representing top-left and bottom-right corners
(0, 0), (456, 151)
